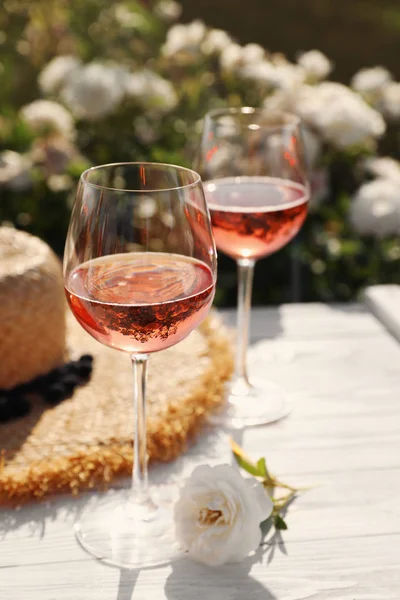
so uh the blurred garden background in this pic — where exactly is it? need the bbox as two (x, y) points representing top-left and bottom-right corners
(1, 0), (400, 306)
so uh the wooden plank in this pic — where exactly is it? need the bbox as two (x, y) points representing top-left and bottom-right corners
(1, 534), (400, 599)
(2, 466), (400, 569)
(364, 284), (400, 342)
(222, 303), (385, 341)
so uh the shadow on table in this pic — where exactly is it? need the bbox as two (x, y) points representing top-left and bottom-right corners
(113, 532), (287, 600)
(116, 568), (140, 600)
(0, 492), (90, 539)
(221, 307), (284, 343)
(164, 547), (278, 600)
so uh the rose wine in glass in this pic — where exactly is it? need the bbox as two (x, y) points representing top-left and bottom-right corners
(66, 253), (214, 353)
(198, 108), (309, 427)
(205, 177), (308, 260)
(63, 162), (216, 567)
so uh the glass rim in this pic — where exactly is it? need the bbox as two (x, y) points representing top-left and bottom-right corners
(80, 161), (202, 193)
(205, 107), (301, 129)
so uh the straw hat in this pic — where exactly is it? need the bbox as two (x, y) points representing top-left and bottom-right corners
(0, 227), (233, 505)
(0, 226), (66, 389)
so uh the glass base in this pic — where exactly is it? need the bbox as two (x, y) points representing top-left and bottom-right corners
(210, 377), (291, 429)
(75, 491), (181, 568)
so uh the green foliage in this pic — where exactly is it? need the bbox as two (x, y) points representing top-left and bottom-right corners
(1, 0), (400, 304)
(231, 439), (303, 533)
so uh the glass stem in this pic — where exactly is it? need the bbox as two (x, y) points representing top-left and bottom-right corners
(235, 259), (255, 385)
(130, 353), (154, 509)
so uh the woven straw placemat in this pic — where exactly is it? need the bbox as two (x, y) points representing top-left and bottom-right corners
(0, 312), (233, 506)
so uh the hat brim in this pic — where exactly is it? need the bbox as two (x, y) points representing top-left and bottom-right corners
(0, 311), (233, 506)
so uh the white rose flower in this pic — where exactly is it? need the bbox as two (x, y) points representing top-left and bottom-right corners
(202, 29), (232, 55)
(263, 88), (293, 112)
(38, 55), (81, 95)
(292, 83), (323, 121)
(350, 178), (400, 238)
(125, 70), (178, 113)
(219, 42), (243, 71)
(220, 43), (266, 74)
(297, 50), (332, 81)
(351, 66), (392, 95)
(0, 150), (32, 191)
(162, 20), (206, 58)
(364, 156), (400, 184)
(61, 63), (125, 120)
(377, 82), (400, 120)
(154, 0), (182, 22)
(295, 82), (385, 149)
(174, 464), (273, 567)
(20, 99), (75, 139)
(241, 43), (265, 64)
(241, 60), (277, 87)
(273, 63), (305, 90)
(29, 136), (77, 176)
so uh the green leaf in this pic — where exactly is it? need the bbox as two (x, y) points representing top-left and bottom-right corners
(256, 457), (268, 479)
(233, 452), (262, 477)
(274, 514), (288, 531)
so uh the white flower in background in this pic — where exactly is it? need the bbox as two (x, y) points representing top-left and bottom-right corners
(219, 42), (243, 71)
(263, 87), (293, 112)
(350, 67), (400, 120)
(263, 83), (318, 126)
(241, 43), (265, 64)
(61, 63), (125, 120)
(241, 60), (278, 87)
(38, 55), (81, 95)
(162, 20), (206, 58)
(47, 173), (73, 192)
(351, 66), (392, 95)
(154, 0), (182, 22)
(206, 145), (237, 176)
(0, 150), (32, 191)
(220, 43), (266, 74)
(309, 167), (329, 211)
(29, 136), (78, 176)
(214, 115), (239, 137)
(377, 82), (400, 120)
(350, 178), (400, 238)
(202, 29), (232, 55)
(115, 4), (146, 28)
(297, 50), (332, 81)
(273, 63), (305, 90)
(125, 70), (178, 113)
(174, 464), (273, 567)
(20, 99), (75, 139)
(294, 82), (351, 119)
(133, 116), (159, 144)
(302, 126), (322, 168)
(253, 57), (305, 91)
(364, 156), (400, 184)
(295, 82), (385, 149)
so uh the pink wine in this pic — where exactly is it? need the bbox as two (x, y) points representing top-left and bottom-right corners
(65, 253), (215, 354)
(204, 177), (308, 261)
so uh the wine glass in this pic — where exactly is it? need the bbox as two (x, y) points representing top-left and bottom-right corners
(63, 162), (216, 567)
(197, 108), (309, 428)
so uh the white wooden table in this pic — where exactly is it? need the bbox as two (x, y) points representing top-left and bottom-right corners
(2, 299), (400, 599)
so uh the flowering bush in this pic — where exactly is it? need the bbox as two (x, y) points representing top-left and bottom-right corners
(1, 0), (400, 303)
